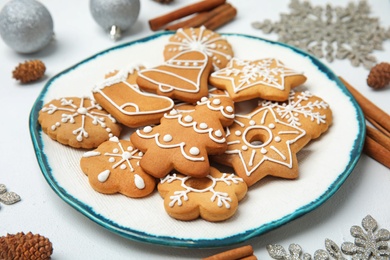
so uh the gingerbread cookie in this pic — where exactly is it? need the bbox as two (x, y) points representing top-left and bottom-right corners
(158, 167), (247, 222)
(130, 96), (235, 178)
(136, 50), (213, 103)
(213, 92), (332, 187)
(92, 65), (174, 128)
(38, 97), (121, 149)
(80, 137), (156, 198)
(209, 58), (307, 102)
(260, 90), (332, 139)
(164, 26), (234, 71)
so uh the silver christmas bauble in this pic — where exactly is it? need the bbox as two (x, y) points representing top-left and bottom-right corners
(0, 0), (54, 53)
(90, 0), (140, 40)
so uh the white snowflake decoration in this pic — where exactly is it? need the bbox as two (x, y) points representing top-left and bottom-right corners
(160, 173), (243, 209)
(252, 0), (390, 69)
(261, 91), (329, 127)
(42, 97), (116, 142)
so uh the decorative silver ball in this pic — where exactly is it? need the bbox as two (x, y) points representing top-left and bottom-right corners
(90, 0), (140, 40)
(0, 0), (54, 53)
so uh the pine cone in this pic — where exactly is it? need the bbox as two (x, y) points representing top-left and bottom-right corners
(12, 60), (46, 83)
(0, 232), (53, 260)
(367, 62), (390, 89)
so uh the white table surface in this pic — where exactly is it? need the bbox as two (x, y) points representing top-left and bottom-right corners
(1, 0), (389, 259)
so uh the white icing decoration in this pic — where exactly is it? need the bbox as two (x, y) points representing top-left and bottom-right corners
(136, 131), (205, 161)
(184, 115), (193, 122)
(189, 147), (200, 155)
(199, 123), (208, 129)
(261, 91), (329, 127)
(143, 126), (153, 133)
(225, 107), (306, 176)
(98, 170), (110, 182)
(92, 65), (174, 116)
(137, 50), (209, 94)
(160, 172), (243, 208)
(210, 58), (303, 93)
(163, 134), (173, 142)
(212, 99), (221, 105)
(168, 26), (232, 70)
(41, 97), (116, 142)
(82, 151), (101, 158)
(134, 174), (145, 189)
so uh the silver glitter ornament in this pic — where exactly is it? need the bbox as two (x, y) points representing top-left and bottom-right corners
(0, 0), (54, 53)
(90, 0), (140, 41)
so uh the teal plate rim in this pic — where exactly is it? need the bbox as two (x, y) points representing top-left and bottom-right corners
(29, 31), (366, 248)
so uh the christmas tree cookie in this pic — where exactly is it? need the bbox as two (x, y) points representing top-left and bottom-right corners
(130, 96), (235, 178)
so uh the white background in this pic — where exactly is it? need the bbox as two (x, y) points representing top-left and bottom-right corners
(1, 0), (389, 259)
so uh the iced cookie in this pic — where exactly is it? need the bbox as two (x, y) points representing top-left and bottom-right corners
(209, 58), (307, 102)
(130, 96), (235, 178)
(136, 50), (213, 103)
(158, 167), (247, 222)
(80, 137), (156, 198)
(38, 97), (121, 149)
(163, 26), (234, 71)
(213, 92), (332, 187)
(260, 90), (332, 139)
(92, 65), (174, 128)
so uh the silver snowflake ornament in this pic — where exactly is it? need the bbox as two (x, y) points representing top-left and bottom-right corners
(341, 215), (390, 259)
(267, 215), (390, 260)
(252, 0), (390, 69)
(0, 184), (21, 208)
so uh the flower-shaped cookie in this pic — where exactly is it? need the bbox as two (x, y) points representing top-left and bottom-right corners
(38, 97), (121, 149)
(80, 137), (156, 198)
(158, 167), (247, 222)
(209, 58), (307, 102)
(163, 26), (234, 71)
(92, 65), (174, 128)
(130, 96), (235, 178)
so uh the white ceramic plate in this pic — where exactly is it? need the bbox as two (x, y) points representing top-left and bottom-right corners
(29, 32), (365, 248)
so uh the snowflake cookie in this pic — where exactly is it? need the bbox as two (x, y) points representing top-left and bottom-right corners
(213, 95), (331, 187)
(136, 50), (213, 103)
(260, 90), (332, 140)
(92, 65), (174, 128)
(80, 137), (156, 198)
(158, 167), (247, 222)
(209, 58), (307, 102)
(163, 26), (234, 71)
(130, 96), (235, 179)
(38, 97), (121, 149)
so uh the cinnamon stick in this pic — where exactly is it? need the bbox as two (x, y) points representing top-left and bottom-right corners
(165, 3), (232, 31)
(364, 135), (390, 169)
(366, 125), (390, 151)
(366, 116), (390, 138)
(202, 245), (255, 260)
(339, 77), (390, 134)
(203, 4), (237, 30)
(149, 0), (226, 31)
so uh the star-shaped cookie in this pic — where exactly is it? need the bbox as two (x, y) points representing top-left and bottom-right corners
(212, 107), (311, 187)
(209, 58), (307, 102)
